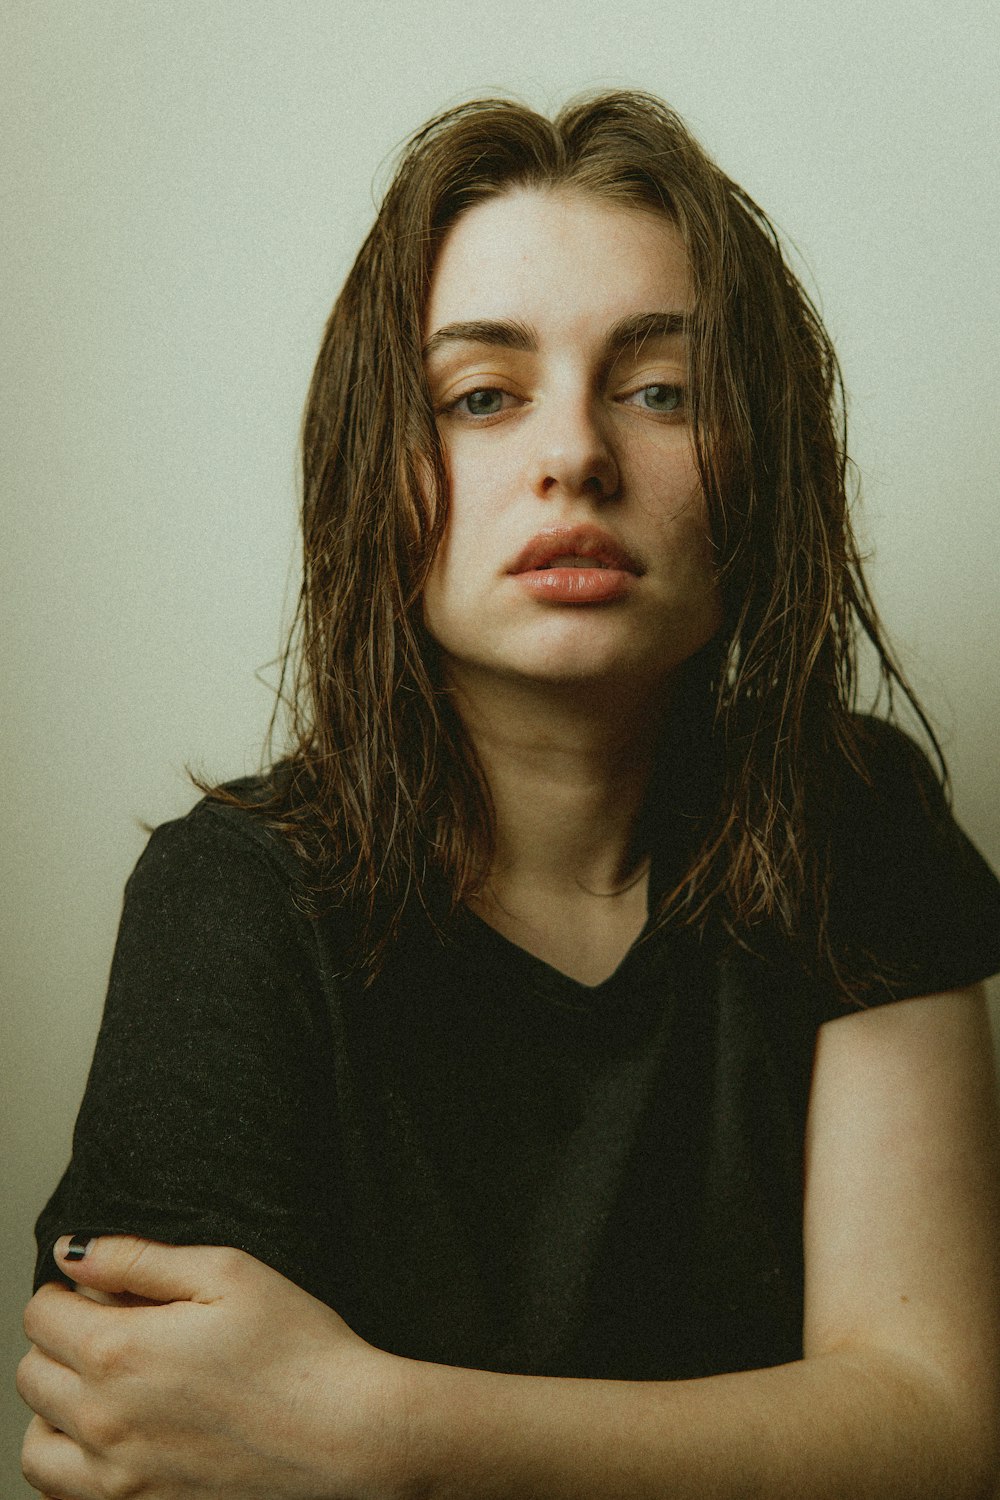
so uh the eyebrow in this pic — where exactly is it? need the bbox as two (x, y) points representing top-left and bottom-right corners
(604, 311), (690, 357)
(422, 311), (689, 364)
(422, 318), (535, 360)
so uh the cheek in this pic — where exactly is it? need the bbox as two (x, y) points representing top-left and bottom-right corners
(649, 469), (714, 563)
(420, 514), (475, 648)
(421, 443), (506, 600)
(441, 455), (493, 536)
(416, 448), (460, 638)
(420, 544), (448, 640)
(652, 476), (723, 631)
(631, 427), (701, 506)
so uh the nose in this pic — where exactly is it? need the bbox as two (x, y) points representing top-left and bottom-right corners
(531, 396), (620, 502)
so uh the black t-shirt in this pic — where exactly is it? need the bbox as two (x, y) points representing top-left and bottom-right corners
(34, 720), (1000, 1379)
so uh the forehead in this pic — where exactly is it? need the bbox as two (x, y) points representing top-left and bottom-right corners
(424, 187), (692, 337)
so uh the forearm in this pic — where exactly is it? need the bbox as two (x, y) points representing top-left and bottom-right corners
(385, 1347), (990, 1500)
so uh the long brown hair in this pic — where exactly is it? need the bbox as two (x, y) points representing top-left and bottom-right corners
(209, 91), (942, 995)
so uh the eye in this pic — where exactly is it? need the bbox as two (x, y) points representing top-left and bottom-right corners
(449, 387), (509, 418)
(622, 383), (685, 415)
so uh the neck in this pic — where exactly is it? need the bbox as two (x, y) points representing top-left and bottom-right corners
(446, 666), (671, 902)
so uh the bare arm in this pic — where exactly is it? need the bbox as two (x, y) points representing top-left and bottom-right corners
(20, 987), (1000, 1499)
(390, 985), (1000, 1499)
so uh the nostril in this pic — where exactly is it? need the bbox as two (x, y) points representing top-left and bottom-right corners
(538, 464), (619, 501)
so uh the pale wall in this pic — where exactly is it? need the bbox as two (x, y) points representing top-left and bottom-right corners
(3, 0), (998, 1487)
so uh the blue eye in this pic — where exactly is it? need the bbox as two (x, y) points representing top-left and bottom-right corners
(457, 388), (505, 417)
(632, 384), (683, 413)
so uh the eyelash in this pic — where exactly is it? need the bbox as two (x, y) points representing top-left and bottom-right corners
(446, 388), (517, 420)
(442, 383), (687, 422)
(621, 383), (686, 416)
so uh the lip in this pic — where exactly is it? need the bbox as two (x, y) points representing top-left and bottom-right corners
(507, 525), (644, 577)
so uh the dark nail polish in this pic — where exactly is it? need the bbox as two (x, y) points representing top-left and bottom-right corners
(64, 1234), (92, 1262)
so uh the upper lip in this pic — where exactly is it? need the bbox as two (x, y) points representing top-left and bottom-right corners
(507, 525), (644, 575)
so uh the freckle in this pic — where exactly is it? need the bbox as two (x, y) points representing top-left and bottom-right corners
(900, 1294), (910, 1304)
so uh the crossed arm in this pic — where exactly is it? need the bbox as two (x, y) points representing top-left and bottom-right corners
(19, 985), (1000, 1499)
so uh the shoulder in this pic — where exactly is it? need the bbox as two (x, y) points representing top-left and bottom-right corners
(120, 771), (366, 989)
(839, 712), (945, 807)
(828, 714), (950, 864)
(831, 713), (968, 878)
(130, 767), (317, 906)
(825, 715), (1000, 1004)
(117, 777), (321, 960)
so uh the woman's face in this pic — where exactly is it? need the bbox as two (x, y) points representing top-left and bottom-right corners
(421, 186), (722, 701)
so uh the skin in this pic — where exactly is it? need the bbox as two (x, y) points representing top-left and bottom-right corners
(421, 188), (721, 983)
(421, 188), (720, 697)
(18, 189), (1000, 1498)
(18, 989), (1000, 1499)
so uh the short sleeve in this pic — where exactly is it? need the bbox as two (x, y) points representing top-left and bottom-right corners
(826, 718), (1000, 1006)
(33, 801), (346, 1299)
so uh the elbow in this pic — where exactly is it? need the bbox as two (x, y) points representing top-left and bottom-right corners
(817, 1339), (1000, 1499)
(956, 1377), (1000, 1500)
(874, 1347), (1000, 1500)
(926, 1345), (1000, 1498)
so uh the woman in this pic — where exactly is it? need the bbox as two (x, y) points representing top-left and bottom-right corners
(19, 92), (1000, 1498)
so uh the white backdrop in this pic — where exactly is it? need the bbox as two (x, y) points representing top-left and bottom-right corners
(3, 1), (998, 1486)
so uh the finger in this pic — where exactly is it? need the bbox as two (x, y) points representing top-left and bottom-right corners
(21, 1413), (91, 1500)
(75, 1282), (161, 1309)
(23, 1284), (107, 1373)
(53, 1233), (231, 1303)
(16, 1345), (86, 1446)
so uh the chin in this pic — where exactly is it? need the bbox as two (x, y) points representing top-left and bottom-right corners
(522, 615), (717, 687)
(512, 644), (676, 692)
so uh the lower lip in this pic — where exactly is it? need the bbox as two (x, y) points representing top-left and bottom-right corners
(512, 567), (636, 603)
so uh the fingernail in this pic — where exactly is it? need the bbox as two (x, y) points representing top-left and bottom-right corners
(58, 1234), (94, 1262)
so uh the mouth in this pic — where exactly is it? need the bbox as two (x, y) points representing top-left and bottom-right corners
(507, 525), (644, 576)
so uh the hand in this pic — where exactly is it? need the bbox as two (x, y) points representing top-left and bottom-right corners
(18, 1235), (407, 1500)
